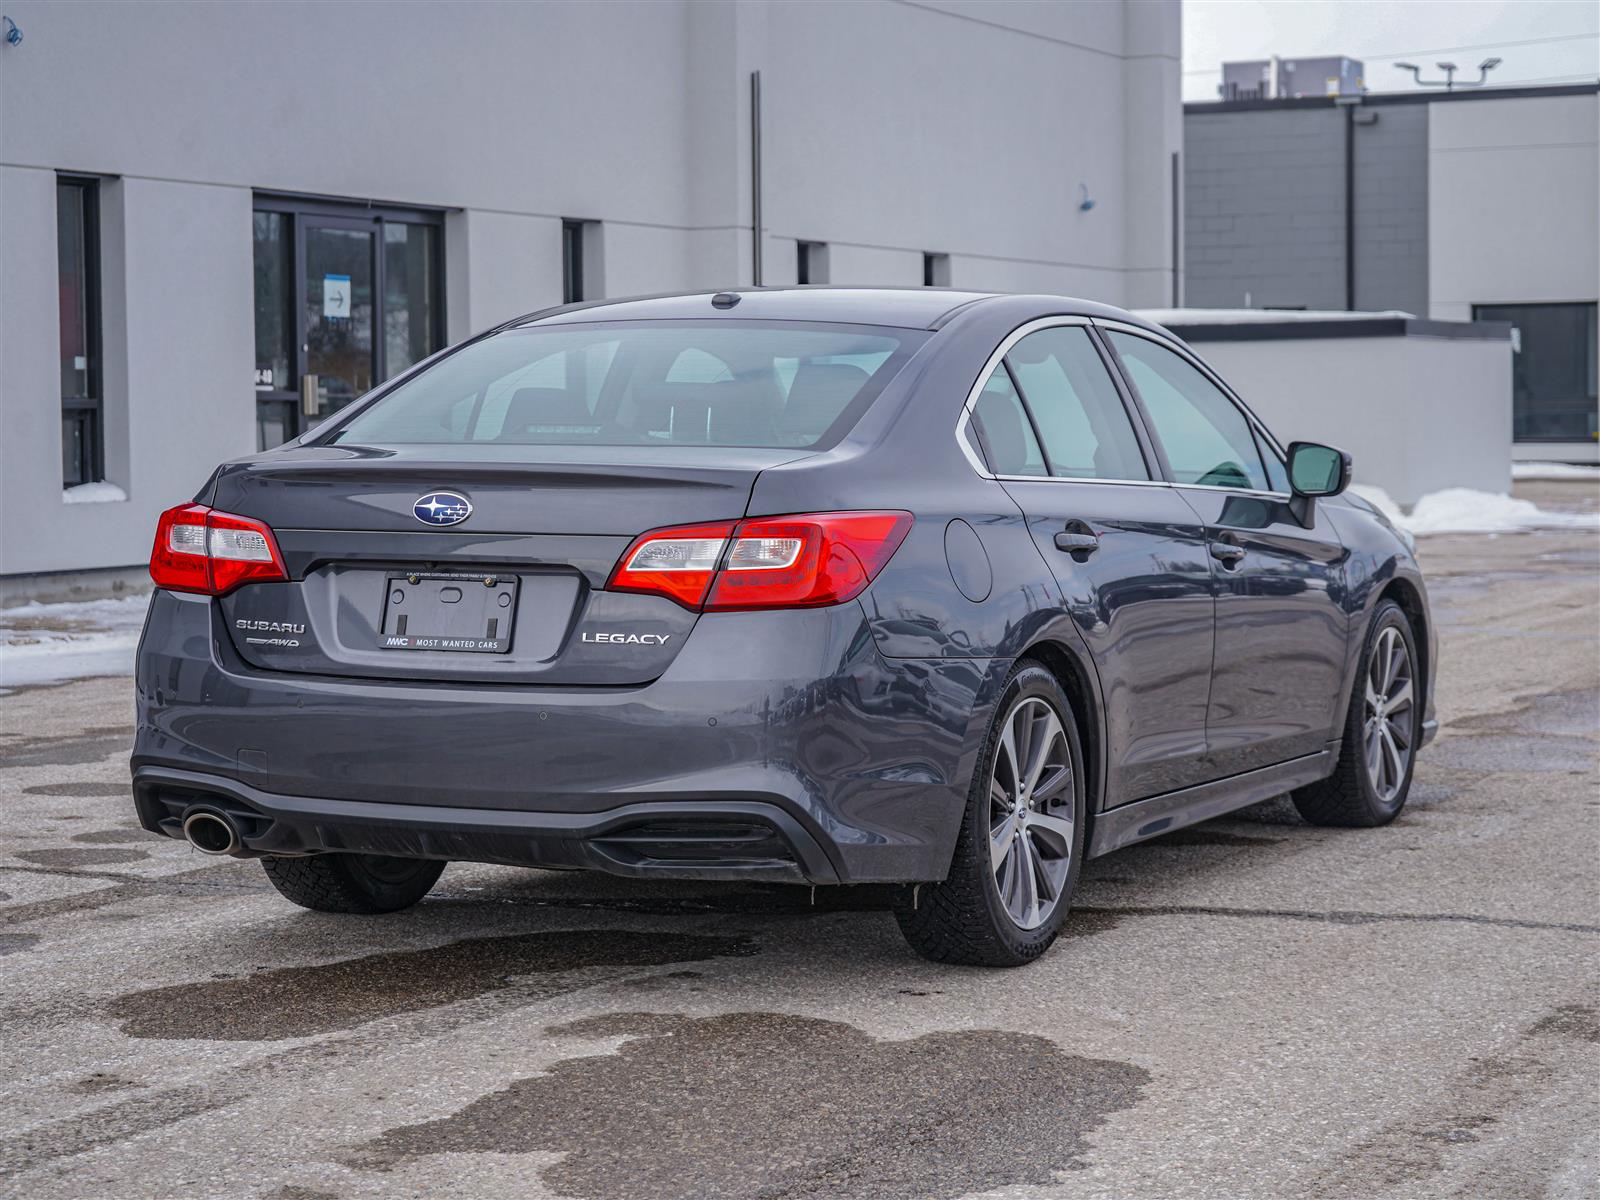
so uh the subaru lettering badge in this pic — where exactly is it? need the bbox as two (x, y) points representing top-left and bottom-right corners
(412, 492), (473, 526)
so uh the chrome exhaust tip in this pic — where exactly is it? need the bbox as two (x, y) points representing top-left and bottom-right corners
(181, 808), (242, 856)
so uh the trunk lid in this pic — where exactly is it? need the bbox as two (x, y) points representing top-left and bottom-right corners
(209, 443), (805, 685)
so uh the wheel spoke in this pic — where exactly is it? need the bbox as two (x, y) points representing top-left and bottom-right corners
(1032, 762), (1072, 802)
(990, 811), (1018, 873)
(1385, 678), (1413, 714)
(1379, 726), (1404, 795)
(1018, 835), (1040, 927)
(1027, 809), (1074, 853)
(1386, 715), (1413, 751)
(1022, 712), (1063, 796)
(997, 713), (1021, 793)
(1366, 726), (1384, 782)
(1383, 633), (1403, 692)
(1026, 834), (1055, 904)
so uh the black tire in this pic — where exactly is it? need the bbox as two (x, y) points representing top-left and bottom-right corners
(259, 853), (446, 914)
(894, 661), (1087, 967)
(1292, 599), (1421, 827)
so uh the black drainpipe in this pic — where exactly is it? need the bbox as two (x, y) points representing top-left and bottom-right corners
(751, 70), (763, 287)
(1342, 99), (1356, 311)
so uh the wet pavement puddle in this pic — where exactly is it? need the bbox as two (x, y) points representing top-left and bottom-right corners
(108, 929), (757, 1040)
(353, 1010), (1149, 1200)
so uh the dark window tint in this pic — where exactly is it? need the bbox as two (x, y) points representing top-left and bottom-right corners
(58, 177), (102, 486)
(330, 321), (925, 450)
(1005, 327), (1148, 480)
(971, 367), (1046, 476)
(1474, 303), (1598, 442)
(1109, 332), (1269, 491)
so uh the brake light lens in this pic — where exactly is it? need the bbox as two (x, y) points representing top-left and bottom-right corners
(608, 511), (912, 611)
(608, 521), (737, 609)
(149, 504), (288, 596)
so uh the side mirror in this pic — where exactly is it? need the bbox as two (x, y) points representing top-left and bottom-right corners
(1287, 441), (1351, 497)
(1285, 441), (1351, 527)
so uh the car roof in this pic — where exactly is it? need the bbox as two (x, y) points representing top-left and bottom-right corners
(508, 286), (1157, 333)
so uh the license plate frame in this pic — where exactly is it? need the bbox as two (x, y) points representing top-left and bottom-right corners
(378, 572), (518, 654)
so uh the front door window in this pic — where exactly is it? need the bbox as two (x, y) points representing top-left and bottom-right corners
(253, 199), (443, 449)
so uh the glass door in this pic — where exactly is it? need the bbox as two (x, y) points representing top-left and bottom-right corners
(302, 218), (377, 424)
(253, 196), (444, 449)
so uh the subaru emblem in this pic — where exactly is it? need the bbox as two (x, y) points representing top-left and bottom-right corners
(412, 492), (473, 526)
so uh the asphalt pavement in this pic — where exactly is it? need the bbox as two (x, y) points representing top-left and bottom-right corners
(2, 483), (1596, 1200)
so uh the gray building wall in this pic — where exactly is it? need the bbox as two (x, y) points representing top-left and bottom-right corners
(0, 0), (1181, 583)
(1183, 108), (1349, 310)
(1351, 104), (1429, 316)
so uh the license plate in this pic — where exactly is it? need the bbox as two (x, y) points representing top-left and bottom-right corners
(379, 572), (517, 653)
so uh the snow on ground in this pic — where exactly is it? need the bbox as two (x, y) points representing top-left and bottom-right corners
(1511, 461), (1600, 481)
(0, 593), (149, 689)
(62, 481), (129, 504)
(1350, 484), (1599, 536)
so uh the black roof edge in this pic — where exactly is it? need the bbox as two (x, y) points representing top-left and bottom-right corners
(1160, 317), (1514, 343)
(1186, 80), (1598, 115)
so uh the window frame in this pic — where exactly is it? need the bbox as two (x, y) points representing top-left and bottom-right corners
(58, 174), (104, 487)
(956, 317), (1292, 497)
(955, 316), (1167, 488)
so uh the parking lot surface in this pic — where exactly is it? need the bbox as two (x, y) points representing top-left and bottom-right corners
(2, 486), (1596, 1200)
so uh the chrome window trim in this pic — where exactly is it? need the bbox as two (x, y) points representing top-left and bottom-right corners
(955, 315), (1162, 487)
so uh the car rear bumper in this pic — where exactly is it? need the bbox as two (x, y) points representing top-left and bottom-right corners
(133, 765), (842, 883)
(132, 590), (991, 884)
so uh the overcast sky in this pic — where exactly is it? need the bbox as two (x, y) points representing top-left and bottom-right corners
(1183, 0), (1600, 101)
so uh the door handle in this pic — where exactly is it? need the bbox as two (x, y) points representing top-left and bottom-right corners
(300, 373), (321, 418)
(1210, 540), (1246, 567)
(1054, 522), (1100, 558)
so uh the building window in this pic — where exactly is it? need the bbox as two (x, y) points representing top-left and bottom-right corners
(58, 176), (103, 487)
(562, 220), (589, 304)
(923, 252), (950, 287)
(1474, 303), (1599, 443)
(797, 240), (828, 285)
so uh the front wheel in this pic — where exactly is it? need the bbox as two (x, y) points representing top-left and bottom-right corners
(1292, 599), (1421, 827)
(260, 853), (446, 914)
(894, 662), (1086, 967)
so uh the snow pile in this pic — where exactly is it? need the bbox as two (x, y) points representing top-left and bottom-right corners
(1351, 484), (1599, 536)
(1510, 462), (1600, 481)
(0, 593), (150, 688)
(62, 481), (128, 504)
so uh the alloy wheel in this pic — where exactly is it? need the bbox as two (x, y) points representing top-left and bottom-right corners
(989, 696), (1075, 930)
(1363, 626), (1415, 804)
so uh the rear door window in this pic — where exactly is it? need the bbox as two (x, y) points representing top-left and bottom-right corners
(1004, 327), (1149, 480)
(971, 367), (1047, 477)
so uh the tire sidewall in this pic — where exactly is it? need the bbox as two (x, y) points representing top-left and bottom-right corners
(969, 663), (1087, 959)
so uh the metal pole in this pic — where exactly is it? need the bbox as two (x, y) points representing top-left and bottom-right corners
(1170, 151), (1181, 307)
(750, 70), (763, 287)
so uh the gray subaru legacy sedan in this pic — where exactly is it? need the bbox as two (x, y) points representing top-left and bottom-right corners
(132, 288), (1436, 966)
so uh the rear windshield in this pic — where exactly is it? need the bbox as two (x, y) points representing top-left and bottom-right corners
(326, 320), (927, 450)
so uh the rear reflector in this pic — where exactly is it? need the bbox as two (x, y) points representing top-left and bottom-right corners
(608, 511), (912, 611)
(150, 504), (288, 596)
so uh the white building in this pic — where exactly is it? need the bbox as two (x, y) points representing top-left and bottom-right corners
(1184, 81), (1599, 465)
(0, 0), (1181, 599)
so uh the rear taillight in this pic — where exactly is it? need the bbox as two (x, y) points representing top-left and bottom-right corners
(608, 511), (912, 611)
(149, 504), (288, 596)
